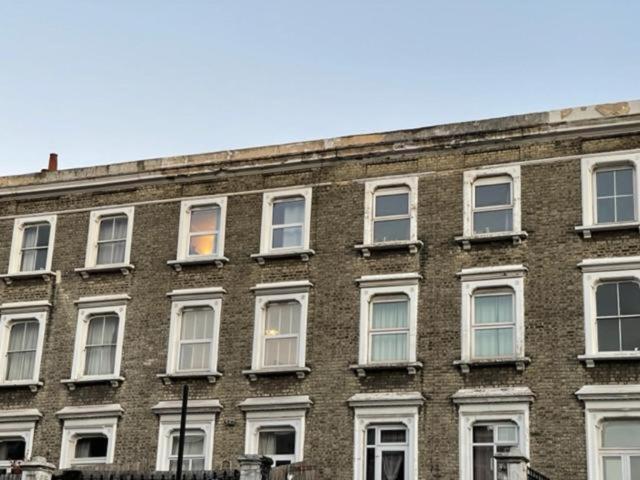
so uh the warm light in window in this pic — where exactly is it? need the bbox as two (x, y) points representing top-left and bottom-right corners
(265, 329), (280, 337)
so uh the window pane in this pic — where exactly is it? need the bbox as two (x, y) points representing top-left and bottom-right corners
(96, 243), (113, 265)
(98, 218), (114, 241)
(473, 426), (493, 443)
(497, 425), (518, 444)
(616, 168), (635, 195)
(36, 224), (50, 247)
(621, 317), (640, 351)
(20, 250), (36, 272)
(474, 294), (513, 324)
(272, 199), (304, 225)
(474, 327), (514, 357)
(367, 428), (376, 446)
(189, 234), (216, 256)
(21, 226), (38, 249)
(181, 308), (214, 340)
(190, 206), (219, 233)
(6, 352), (36, 381)
(179, 343), (210, 370)
(598, 318), (621, 351)
(602, 456), (622, 480)
(35, 249), (48, 270)
(597, 170), (615, 197)
(113, 216), (128, 239)
(475, 182), (511, 208)
(171, 434), (205, 455)
(372, 299), (408, 329)
(75, 436), (108, 458)
(473, 445), (494, 480)
(370, 333), (408, 362)
(258, 430), (295, 455)
(264, 337), (298, 366)
(597, 198), (616, 223)
(373, 218), (410, 242)
(473, 209), (513, 234)
(602, 420), (640, 448)
(366, 447), (375, 480)
(0, 440), (25, 461)
(375, 193), (409, 217)
(112, 240), (126, 264)
(272, 226), (302, 248)
(381, 451), (405, 480)
(380, 430), (406, 443)
(597, 283), (620, 317)
(266, 302), (301, 335)
(617, 195), (636, 222)
(631, 457), (640, 480)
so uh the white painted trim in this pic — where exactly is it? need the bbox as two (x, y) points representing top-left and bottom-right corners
(175, 196), (227, 261)
(350, 397), (421, 480)
(456, 264), (528, 281)
(259, 187), (312, 254)
(0, 419), (39, 467)
(243, 407), (307, 463)
(165, 295), (223, 376)
(250, 284), (310, 371)
(458, 273), (526, 364)
(59, 414), (119, 468)
(0, 301), (51, 312)
(55, 404), (124, 419)
(69, 302), (128, 382)
(84, 206), (135, 268)
(579, 152), (640, 227)
(576, 384), (640, 401)
(580, 261), (640, 357)
(250, 280), (314, 293)
(357, 276), (419, 365)
(238, 396), (313, 412)
(151, 400), (223, 415)
(0, 309), (48, 385)
(347, 392), (425, 408)
(7, 215), (57, 274)
(166, 287), (226, 298)
(74, 294), (132, 305)
(452, 387), (535, 404)
(363, 176), (418, 245)
(155, 412), (217, 471)
(462, 165), (521, 237)
(457, 400), (530, 480)
(0, 409), (42, 423)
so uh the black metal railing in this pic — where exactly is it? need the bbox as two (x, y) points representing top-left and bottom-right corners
(528, 466), (551, 480)
(53, 471), (240, 480)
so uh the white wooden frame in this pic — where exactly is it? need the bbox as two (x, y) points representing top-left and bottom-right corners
(259, 188), (312, 254)
(244, 410), (306, 464)
(175, 197), (227, 261)
(356, 274), (420, 365)
(579, 152), (640, 228)
(155, 413), (216, 471)
(363, 177), (418, 245)
(166, 288), (224, 376)
(8, 215), (57, 274)
(69, 297), (128, 382)
(0, 409), (41, 469)
(579, 257), (640, 360)
(0, 304), (48, 387)
(462, 165), (521, 238)
(84, 206), (135, 268)
(59, 416), (119, 468)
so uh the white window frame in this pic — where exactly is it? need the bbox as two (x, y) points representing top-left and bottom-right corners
(0, 302), (49, 388)
(259, 187), (312, 255)
(356, 274), (420, 366)
(57, 404), (122, 469)
(8, 215), (57, 274)
(84, 207), (134, 268)
(0, 409), (41, 469)
(363, 177), (418, 245)
(175, 197), (227, 262)
(239, 396), (312, 465)
(578, 257), (640, 362)
(348, 392), (424, 480)
(165, 288), (224, 376)
(462, 165), (522, 238)
(579, 152), (640, 229)
(453, 387), (533, 480)
(152, 400), (221, 471)
(576, 384), (640, 480)
(250, 281), (311, 372)
(69, 296), (129, 383)
(457, 266), (527, 365)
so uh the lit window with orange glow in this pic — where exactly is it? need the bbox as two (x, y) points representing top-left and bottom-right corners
(188, 205), (220, 257)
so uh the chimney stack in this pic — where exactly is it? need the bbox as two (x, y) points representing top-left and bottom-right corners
(48, 153), (58, 172)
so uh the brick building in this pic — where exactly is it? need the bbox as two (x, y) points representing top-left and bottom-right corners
(0, 100), (640, 480)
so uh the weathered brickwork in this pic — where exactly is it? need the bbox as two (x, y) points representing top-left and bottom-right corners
(1, 102), (640, 479)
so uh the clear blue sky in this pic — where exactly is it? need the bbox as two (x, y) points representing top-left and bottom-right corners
(1, 1), (639, 176)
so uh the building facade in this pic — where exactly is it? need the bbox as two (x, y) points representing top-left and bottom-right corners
(0, 100), (640, 480)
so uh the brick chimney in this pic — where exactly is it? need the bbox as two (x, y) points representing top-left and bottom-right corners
(48, 153), (58, 171)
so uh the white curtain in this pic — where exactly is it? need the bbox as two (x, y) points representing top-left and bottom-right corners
(258, 432), (277, 455)
(370, 299), (408, 362)
(97, 216), (127, 264)
(264, 302), (300, 366)
(271, 198), (304, 248)
(6, 321), (39, 381)
(473, 294), (514, 357)
(179, 308), (214, 371)
(382, 451), (404, 480)
(85, 315), (118, 375)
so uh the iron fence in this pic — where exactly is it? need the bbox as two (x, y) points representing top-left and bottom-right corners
(52, 471), (240, 480)
(528, 466), (551, 480)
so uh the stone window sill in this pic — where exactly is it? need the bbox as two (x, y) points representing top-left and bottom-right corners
(61, 376), (125, 390)
(578, 353), (640, 368)
(349, 362), (423, 377)
(74, 264), (135, 279)
(157, 371), (222, 385)
(575, 222), (640, 239)
(250, 249), (315, 265)
(0, 380), (43, 392)
(242, 366), (311, 381)
(167, 256), (229, 271)
(453, 357), (531, 374)
(354, 240), (423, 258)
(0, 271), (55, 285)
(454, 231), (528, 250)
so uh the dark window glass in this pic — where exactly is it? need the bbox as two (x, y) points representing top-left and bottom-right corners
(0, 440), (25, 461)
(74, 436), (108, 459)
(375, 193), (409, 217)
(475, 183), (511, 208)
